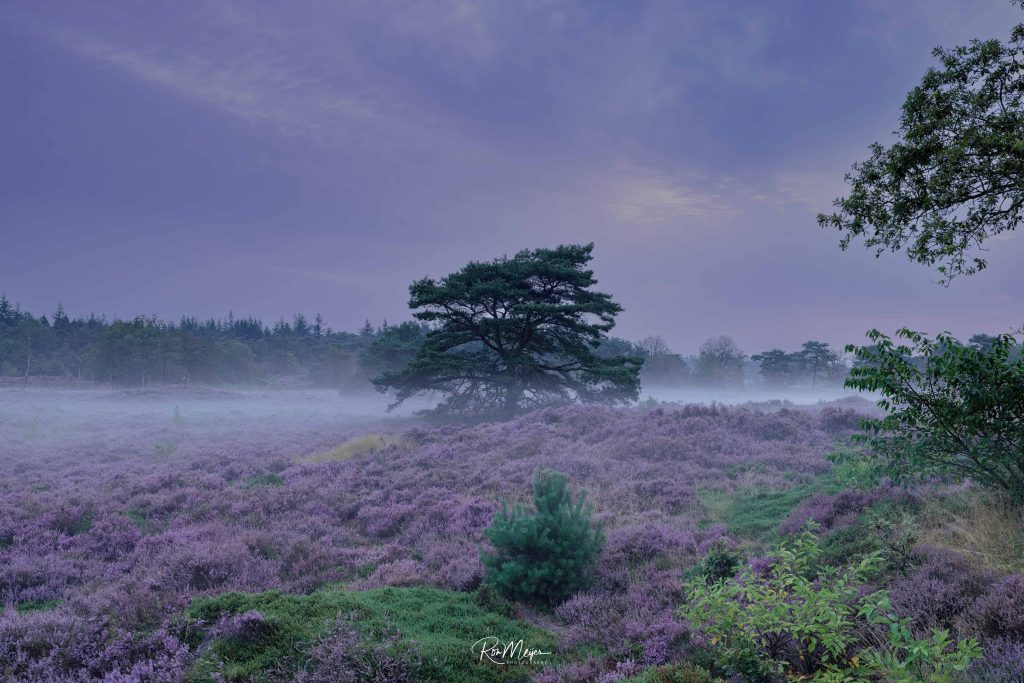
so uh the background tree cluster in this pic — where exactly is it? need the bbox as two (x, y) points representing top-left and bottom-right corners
(752, 341), (847, 389)
(0, 294), (426, 388)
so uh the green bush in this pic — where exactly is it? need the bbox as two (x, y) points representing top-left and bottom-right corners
(683, 539), (743, 584)
(846, 328), (1024, 502)
(481, 470), (604, 607)
(679, 527), (981, 682)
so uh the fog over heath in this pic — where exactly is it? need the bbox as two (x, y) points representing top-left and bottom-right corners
(1, 0), (1022, 351)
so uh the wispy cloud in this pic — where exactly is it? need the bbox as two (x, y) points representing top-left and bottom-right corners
(48, 22), (459, 156)
(606, 169), (741, 225)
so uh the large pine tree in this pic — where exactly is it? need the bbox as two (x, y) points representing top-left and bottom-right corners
(372, 243), (641, 419)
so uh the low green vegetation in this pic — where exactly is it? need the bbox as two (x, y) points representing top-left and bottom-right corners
(697, 483), (819, 542)
(680, 528), (981, 682)
(15, 598), (62, 614)
(244, 473), (285, 488)
(299, 434), (392, 463)
(184, 586), (555, 682)
(846, 328), (1024, 503)
(482, 470), (605, 607)
(697, 459), (880, 544)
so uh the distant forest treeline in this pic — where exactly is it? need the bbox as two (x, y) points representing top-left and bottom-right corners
(0, 296), (1008, 390)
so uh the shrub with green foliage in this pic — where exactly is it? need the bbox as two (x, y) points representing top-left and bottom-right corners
(846, 328), (1024, 502)
(683, 539), (744, 585)
(481, 470), (604, 607)
(679, 527), (981, 682)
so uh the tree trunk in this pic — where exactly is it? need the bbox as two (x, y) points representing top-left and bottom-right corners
(23, 330), (31, 386)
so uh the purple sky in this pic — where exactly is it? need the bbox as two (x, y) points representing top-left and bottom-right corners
(2, 1), (1022, 355)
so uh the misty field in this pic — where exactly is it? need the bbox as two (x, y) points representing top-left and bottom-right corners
(1, 387), (1020, 682)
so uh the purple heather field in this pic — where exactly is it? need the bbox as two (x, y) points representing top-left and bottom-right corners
(2, 386), (1022, 682)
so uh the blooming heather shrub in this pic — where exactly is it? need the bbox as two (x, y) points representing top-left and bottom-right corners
(967, 574), (1024, 638)
(555, 565), (688, 666)
(289, 621), (421, 683)
(482, 470), (604, 607)
(210, 609), (271, 641)
(817, 406), (866, 435)
(889, 545), (997, 633)
(531, 656), (608, 683)
(604, 523), (700, 566)
(967, 637), (1024, 683)
(778, 487), (891, 535)
(0, 390), (868, 677)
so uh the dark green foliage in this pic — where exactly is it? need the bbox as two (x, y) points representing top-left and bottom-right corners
(681, 530), (982, 681)
(244, 473), (285, 488)
(752, 341), (846, 388)
(0, 297), (395, 387)
(750, 348), (796, 386)
(372, 244), (642, 419)
(184, 586), (554, 682)
(818, 524), (884, 570)
(481, 471), (604, 607)
(14, 599), (62, 614)
(684, 540), (744, 584)
(818, 9), (1024, 282)
(846, 328), (1024, 502)
(361, 320), (428, 376)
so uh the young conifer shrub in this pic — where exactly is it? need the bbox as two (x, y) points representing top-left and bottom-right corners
(481, 470), (604, 607)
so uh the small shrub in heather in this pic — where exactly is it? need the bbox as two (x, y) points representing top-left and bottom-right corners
(481, 470), (604, 607)
(683, 539), (743, 584)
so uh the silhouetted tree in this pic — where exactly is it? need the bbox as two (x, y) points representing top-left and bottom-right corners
(752, 348), (797, 387)
(372, 244), (642, 419)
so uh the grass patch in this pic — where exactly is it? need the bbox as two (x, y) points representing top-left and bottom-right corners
(123, 508), (149, 530)
(16, 599), (62, 614)
(299, 434), (401, 463)
(912, 492), (1024, 574)
(698, 483), (819, 542)
(696, 466), (861, 543)
(184, 586), (555, 682)
(244, 473), (285, 488)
